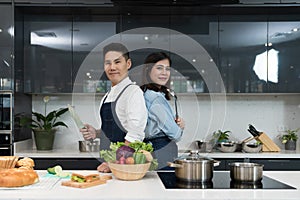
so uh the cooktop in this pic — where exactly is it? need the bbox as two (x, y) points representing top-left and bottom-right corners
(157, 171), (296, 189)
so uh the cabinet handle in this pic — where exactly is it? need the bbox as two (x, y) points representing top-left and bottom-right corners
(267, 160), (290, 163)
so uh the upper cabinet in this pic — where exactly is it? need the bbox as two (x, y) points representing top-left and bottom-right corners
(20, 12), (116, 93)
(0, 3), (13, 91)
(15, 5), (300, 94)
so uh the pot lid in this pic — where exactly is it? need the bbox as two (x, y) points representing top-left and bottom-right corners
(175, 150), (215, 162)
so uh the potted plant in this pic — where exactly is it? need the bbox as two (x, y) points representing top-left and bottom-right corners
(213, 130), (231, 143)
(280, 128), (299, 151)
(21, 96), (68, 150)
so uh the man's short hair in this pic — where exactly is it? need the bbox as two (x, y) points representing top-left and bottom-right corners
(103, 43), (130, 60)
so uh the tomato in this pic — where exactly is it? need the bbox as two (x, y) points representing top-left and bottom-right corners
(125, 157), (135, 164)
(119, 156), (126, 164)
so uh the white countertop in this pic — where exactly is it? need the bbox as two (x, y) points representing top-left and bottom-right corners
(0, 170), (299, 200)
(14, 139), (300, 159)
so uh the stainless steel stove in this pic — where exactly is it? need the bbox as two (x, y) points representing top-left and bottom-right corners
(158, 171), (296, 189)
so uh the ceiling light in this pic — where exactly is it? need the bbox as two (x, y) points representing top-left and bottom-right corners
(192, 59), (196, 63)
(144, 36), (149, 41)
(265, 43), (272, 47)
(8, 26), (14, 37)
(0, 28), (2, 33)
(292, 28), (299, 32)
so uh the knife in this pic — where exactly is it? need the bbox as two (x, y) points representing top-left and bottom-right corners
(248, 124), (261, 136)
(68, 104), (86, 129)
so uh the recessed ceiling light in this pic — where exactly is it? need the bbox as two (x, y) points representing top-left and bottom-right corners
(192, 59), (196, 62)
(144, 36), (149, 41)
(264, 43), (272, 47)
(292, 28), (299, 32)
(0, 29), (2, 33)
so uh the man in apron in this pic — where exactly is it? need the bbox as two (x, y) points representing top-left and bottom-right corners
(80, 43), (147, 172)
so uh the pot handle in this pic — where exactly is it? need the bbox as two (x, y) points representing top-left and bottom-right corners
(167, 162), (183, 168)
(213, 160), (220, 167)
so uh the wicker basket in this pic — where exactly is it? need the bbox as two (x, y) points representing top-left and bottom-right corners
(108, 162), (151, 181)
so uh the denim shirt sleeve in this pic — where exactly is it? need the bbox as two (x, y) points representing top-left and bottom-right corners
(144, 90), (183, 142)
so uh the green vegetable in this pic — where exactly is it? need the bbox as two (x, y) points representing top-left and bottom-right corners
(129, 141), (154, 152)
(71, 175), (85, 183)
(133, 152), (146, 164)
(47, 167), (55, 174)
(149, 159), (158, 171)
(99, 150), (116, 162)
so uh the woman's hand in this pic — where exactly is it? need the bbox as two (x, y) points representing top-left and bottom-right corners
(97, 162), (111, 173)
(80, 124), (97, 140)
(176, 117), (185, 130)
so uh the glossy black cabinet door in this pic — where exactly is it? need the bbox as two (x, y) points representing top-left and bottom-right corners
(23, 15), (73, 93)
(72, 16), (116, 93)
(219, 15), (269, 93)
(268, 15), (300, 93)
(0, 3), (13, 91)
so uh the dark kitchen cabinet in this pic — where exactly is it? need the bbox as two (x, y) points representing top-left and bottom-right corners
(33, 158), (100, 170)
(0, 3), (14, 91)
(15, 5), (300, 94)
(22, 15), (73, 93)
(19, 8), (117, 94)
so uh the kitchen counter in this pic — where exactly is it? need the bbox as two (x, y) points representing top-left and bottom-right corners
(15, 148), (300, 159)
(0, 170), (299, 200)
(14, 139), (300, 159)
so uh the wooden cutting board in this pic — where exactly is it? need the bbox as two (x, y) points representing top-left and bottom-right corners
(61, 179), (107, 189)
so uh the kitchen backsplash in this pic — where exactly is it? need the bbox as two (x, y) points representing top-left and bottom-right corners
(30, 94), (300, 151)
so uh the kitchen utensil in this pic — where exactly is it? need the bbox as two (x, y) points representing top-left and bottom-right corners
(229, 162), (264, 182)
(195, 140), (207, 152)
(79, 140), (99, 152)
(242, 142), (262, 153)
(241, 136), (255, 144)
(167, 89), (178, 120)
(168, 151), (220, 182)
(68, 104), (86, 129)
(236, 136), (256, 152)
(217, 141), (237, 153)
(248, 124), (261, 136)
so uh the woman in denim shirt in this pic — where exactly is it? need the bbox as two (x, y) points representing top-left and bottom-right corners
(140, 52), (185, 170)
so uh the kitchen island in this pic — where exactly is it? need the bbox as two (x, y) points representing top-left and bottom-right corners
(1, 170), (299, 200)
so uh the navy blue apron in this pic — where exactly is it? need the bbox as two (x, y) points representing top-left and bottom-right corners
(100, 84), (133, 150)
(144, 137), (178, 170)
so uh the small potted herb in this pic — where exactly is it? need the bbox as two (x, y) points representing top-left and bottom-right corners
(280, 128), (299, 151)
(213, 130), (231, 143)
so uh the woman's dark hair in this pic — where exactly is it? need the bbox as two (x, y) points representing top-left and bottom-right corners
(140, 52), (171, 100)
(103, 43), (130, 60)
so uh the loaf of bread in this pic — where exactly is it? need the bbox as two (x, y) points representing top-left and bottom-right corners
(0, 168), (39, 187)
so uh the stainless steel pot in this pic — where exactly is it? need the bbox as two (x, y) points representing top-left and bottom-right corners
(79, 140), (100, 152)
(168, 151), (220, 182)
(229, 162), (263, 182)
